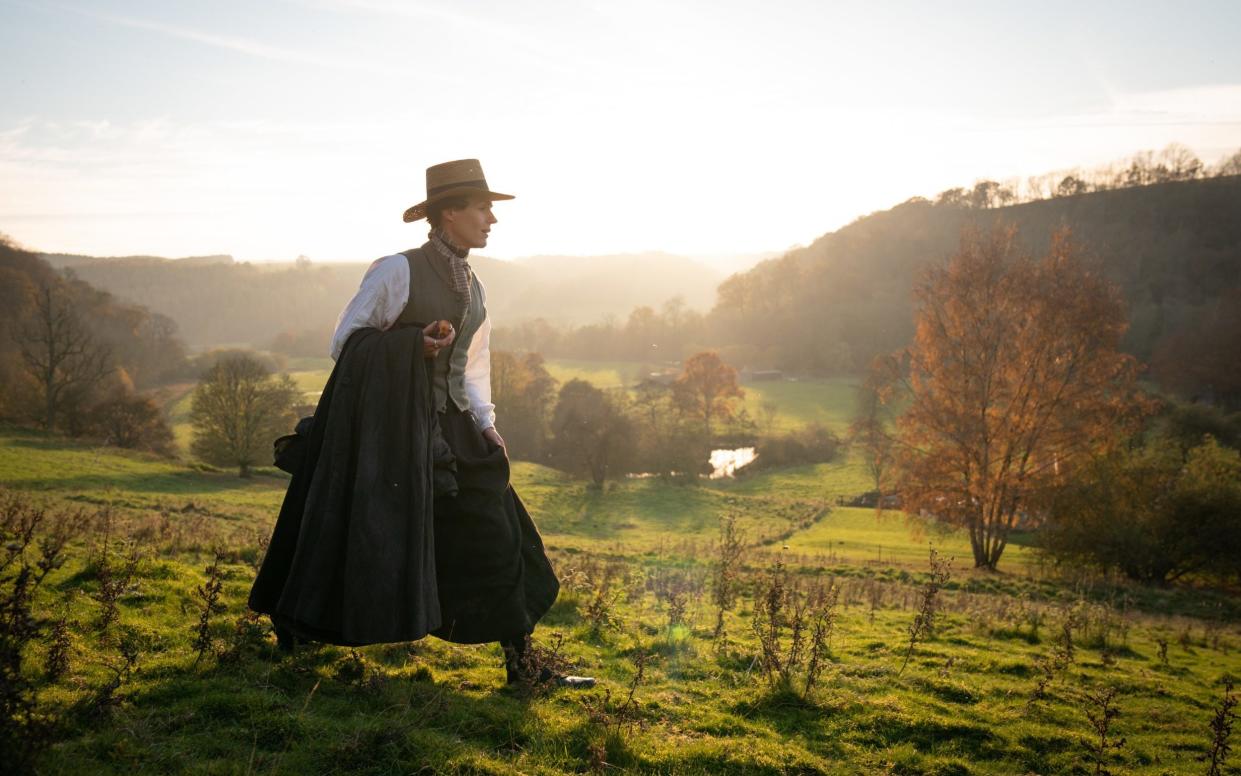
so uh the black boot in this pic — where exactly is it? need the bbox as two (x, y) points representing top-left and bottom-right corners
(500, 633), (596, 689)
(500, 633), (533, 684)
(272, 616), (298, 654)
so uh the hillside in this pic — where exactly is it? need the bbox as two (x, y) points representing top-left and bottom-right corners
(38, 250), (723, 351)
(5, 428), (1241, 774)
(709, 176), (1241, 379)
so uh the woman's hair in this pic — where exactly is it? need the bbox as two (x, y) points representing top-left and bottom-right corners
(427, 196), (470, 229)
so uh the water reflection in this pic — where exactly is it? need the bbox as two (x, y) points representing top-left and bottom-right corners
(709, 447), (757, 479)
(624, 447), (759, 479)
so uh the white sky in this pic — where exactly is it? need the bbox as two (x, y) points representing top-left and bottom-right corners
(1, 0), (1239, 263)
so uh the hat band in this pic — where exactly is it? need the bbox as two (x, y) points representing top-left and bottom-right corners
(427, 179), (489, 197)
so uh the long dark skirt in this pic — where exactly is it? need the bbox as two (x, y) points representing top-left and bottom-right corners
(430, 405), (560, 644)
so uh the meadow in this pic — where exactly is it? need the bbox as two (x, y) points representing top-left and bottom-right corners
(538, 358), (860, 434)
(163, 357), (855, 458)
(3, 362), (1239, 775)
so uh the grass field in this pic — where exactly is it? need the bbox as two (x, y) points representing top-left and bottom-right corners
(541, 359), (862, 434)
(3, 426), (1240, 775)
(166, 357), (860, 463)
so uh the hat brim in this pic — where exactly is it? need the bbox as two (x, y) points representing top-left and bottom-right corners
(402, 188), (515, 222)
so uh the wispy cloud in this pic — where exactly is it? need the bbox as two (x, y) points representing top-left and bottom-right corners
(299, 0), (611, 73)
(48, 1), (392, 75)
(1111, 84), (1241, 122)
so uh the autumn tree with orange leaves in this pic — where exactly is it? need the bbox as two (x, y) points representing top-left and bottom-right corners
(880, 225), (1143, 570)
(674, 351), (745, 436)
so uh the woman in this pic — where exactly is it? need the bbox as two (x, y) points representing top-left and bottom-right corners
(250, 159), (591, 688)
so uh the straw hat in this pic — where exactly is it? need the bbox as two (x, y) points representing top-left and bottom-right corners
(402, 159), (514, 222)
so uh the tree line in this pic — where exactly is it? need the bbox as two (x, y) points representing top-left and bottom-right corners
(491, 351), (839, 486)
(931, 142), (1240, 210)
(184, 346), (840, 481)
(0, 237), (189, 452)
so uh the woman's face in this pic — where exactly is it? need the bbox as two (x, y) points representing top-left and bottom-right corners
(443, 196), (498, 249)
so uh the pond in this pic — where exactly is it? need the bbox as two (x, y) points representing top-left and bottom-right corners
(624, 446), (759, 479)
(708, 447), (757, 479)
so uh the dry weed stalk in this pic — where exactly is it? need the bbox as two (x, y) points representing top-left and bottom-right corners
(90, 631), (140, 715)
(1081, 685), (1126, 776)
(1029, 602), (1083, 704)
(582, 650), (655, 772)
(751, 557), (840, 697)
(1202, 676), (1236, 776)
(711, 515), (746, 642)
(585, 579), (622, 637)
(0, 490), (86, 770)
(192, 549), (227, 664)
(896, 547), (952, 677)
(44, 609), (72, 682)
(91, 514), (140, 642)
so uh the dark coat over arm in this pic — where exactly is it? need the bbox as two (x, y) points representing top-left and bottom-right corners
(248, 325), (441, 645)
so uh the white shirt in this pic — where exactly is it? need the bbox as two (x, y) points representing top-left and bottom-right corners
(329, 253), (496, 430)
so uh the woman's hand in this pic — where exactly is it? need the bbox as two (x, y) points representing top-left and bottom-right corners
(422, 320), (456, 358)
(482, 427), (506, 452)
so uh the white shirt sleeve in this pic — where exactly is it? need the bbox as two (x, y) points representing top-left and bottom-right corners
(464, 278), (496, 430)
(329, 254), (410, 361)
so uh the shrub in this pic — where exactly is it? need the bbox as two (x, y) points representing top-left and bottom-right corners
(752, 422), (842, 470)
(0, 491), (86, 769)
(751, 557), (840, 698)
(1042, 436), (1241, 585)
(90, 392), (175, 455)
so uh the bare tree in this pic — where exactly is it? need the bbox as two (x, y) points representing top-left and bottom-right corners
(1056, 175), (1088, 198)
(17, 286), (112, 434)
(847, 367), (895, 511)
(1155, 142), (1203, 181)
(1214, 148), (1241, 177)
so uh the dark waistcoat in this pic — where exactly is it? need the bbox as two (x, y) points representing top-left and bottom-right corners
(395, 243), (487, 414)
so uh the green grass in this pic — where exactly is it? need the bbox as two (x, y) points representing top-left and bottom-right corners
(219, 360), (860, 447)
(543, 358), (647, 389)
(738, 376), (862, 434)
(285, 356), (334, 371)
(0, 430), (287, 518)
(288, 368), (331, 400)
(541, 358), (863, 435)
(5, 428), (1241, 774)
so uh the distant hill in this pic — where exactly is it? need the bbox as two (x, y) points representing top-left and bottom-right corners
(37, 250), (723, 351)
(42, 252), (235, 268)
(505, 252), (722, 322)
(707, 175), (1241, 383)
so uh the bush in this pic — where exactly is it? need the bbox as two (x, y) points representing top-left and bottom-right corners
(90, 392), (175, 455)
(190, 353), (300, 477)
(1041, 436), (1241, 585)
(751, 422), (841, 470)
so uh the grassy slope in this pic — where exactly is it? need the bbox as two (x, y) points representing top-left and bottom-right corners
(4, 428), (1240, 775)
